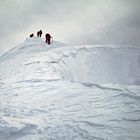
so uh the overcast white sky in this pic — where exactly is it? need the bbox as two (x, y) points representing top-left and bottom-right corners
(0, 0), (140, 55)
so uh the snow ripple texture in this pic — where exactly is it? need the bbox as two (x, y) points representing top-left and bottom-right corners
(0, 37), (140, 140)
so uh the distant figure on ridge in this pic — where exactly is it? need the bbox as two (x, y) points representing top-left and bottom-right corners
(45, 33), (52, 45)
(39, 30), (42, 37)
(30, 33), (34, 37)
(37, 31), (39, 37)
(37, 30), (43, 37)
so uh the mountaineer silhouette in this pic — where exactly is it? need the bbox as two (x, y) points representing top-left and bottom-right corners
(30, 33), (34, 37)
(37, 30), (43, 37)
(45, 33), (52, 45)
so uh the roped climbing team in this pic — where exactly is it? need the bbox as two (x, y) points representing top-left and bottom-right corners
(30, 30), (52, 45)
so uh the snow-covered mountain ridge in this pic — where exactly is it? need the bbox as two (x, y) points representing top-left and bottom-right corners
(0, 37), (140, 85)
(0, 37), (140, 140)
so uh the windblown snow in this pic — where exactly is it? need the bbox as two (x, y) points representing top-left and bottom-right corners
(0, 37), (140, 140)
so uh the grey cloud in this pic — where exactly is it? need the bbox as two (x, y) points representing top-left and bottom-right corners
(0, 0), (140, 55)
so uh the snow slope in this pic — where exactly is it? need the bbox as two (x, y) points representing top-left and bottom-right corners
(0, 37), (140, 85)
(0, 37), (140, 140)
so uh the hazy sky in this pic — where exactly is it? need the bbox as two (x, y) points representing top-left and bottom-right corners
(0, 0), (140, 55)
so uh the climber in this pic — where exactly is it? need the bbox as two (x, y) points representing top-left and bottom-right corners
(37, 30), (43, 37)
(37, 31), (40, 37)
(30, 33), (34, 37)
(45, 33), (52, 45)
(39, 30), (42, 37)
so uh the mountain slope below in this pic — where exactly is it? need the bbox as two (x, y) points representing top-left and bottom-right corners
(0, 37), (140, 140)
(0, 37), (140, 85)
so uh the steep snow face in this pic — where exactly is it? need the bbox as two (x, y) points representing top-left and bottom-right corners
(0, 37), (140, 85)
(0, 37), (140, 140)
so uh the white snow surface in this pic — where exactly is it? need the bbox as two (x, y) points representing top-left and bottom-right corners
(0, 37), (140, 140)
